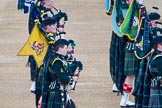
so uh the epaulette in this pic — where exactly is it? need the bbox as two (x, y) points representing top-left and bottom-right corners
(153, 54), (162, 60)
(51, 57), (66, 73)
(41, 12), (47, 18)
(51, 57), (62, 65)
(47, 33), (53, 37)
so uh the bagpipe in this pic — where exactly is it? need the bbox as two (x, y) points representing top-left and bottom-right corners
(151, 27), (162, 37)
(134, 18), (153, 59)
(44, 7), (68, 38)
(67, 60), (83, 91)
(155, 22), (162, 30)
(134, 6), (162, 59)
(37, 3), (68, 25)
(65, 40), (83, 91)
(28, 4), (68, 42)
(37, 11), (68, 44)
(21, 0), (68, 35)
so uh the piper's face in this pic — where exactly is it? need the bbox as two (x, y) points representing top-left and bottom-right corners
(59, 45), (68, 56)
(151, 20), (159, 27)
(157, 43), (162, 51)
(46, 24), (57, 33)
(44, 0), (55, 9)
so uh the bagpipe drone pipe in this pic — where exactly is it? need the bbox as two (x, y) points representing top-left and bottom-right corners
(27, 0), (68, 35)
(134, 7), (162, 60)
(67, 60), (83, 91)
(134, 24), (162, 59)
(66, 40), (83, 91)
(134, 17), (153, 60)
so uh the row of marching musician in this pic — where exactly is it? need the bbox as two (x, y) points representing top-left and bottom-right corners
(17, 0), (83, 108)
(105, 0), (162, 107)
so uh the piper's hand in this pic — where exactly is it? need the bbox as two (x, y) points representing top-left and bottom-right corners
(72, 60), (83, 70)
(38, 96), (42, 108)
(74, 68), (80, 76)
(58, 25), (65, 32)
(76, 61), (83, 70)
(72, 76), (79, 82)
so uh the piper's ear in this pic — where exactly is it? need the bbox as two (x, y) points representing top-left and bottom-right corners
(157, 44), (161, 49)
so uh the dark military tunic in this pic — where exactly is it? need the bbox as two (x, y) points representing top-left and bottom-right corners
(28, 55), (38, 81)
(133, 58), (151, 108)
(148, 51), (162, 108)
(41, 52), (76, 108)
(133, 50), (162, 108)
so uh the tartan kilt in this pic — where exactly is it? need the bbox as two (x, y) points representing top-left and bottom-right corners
(109, 31), (126, 83)
(109, 31), (118, 83)
(36, 65), (44, 96)
(124, 49), (140, 76)
(28, 55), (38, 81)
(148, 88), (162, 108)
(109, 31), (127, 92)
(132, 59), (147, 107)
(47, 90), (62, 108)
(47, 90), (76, 108)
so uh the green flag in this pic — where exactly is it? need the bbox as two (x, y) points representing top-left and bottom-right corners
(120, 1), (142, 40)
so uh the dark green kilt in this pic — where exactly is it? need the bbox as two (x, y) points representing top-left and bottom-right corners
(124, 48), (140, 76)
(36, 65), (44, 96)
(132, 59), (147, 107)
(47, 90), (76, 108)
(109, 31), (126, 92)
(109, 31), (117, 83)
(148, 88), (162, 108)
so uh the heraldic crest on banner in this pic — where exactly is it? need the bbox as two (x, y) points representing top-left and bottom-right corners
(17, 23), (48, 68)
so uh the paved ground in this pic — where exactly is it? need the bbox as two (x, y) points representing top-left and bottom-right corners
(0, 0), (162, 108)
